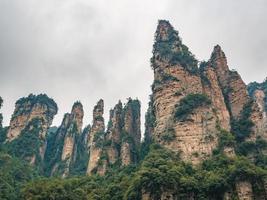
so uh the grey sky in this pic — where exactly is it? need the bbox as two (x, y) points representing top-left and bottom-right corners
(0, 0), (267, 132)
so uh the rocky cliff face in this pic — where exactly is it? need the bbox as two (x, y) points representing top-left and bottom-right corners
(46, 102), (84, 177)
(6, 94), (57, 167)
(210, 46), (264, 142)
(248, 80), (267, 140)
(87, 98), (141, 175)
(86, 99), (105, 175)
(144, 20), (267, 199)
(6, 94), (57, 142)
(150, 20), (220, 164)
(120, 98), (141, 165)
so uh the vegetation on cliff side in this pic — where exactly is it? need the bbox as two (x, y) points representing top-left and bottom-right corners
(174, 93), (211, 121)
(248, 78), (267, 110)
(18, 143), (267, 200)
(151, 20), (199, 75)
(13, 94), (58, 118)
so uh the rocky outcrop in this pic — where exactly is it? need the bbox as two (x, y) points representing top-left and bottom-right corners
(6, 94), (57, 167)
(105, 101), (123, 164)
(210, 46), (264, 142)
(87, 99), (105, 175)
(251, 89), (267, 140)
(236, 181), (253, 200)
(48, 102), (84, 177)
(200, 63), (231, 131)
(6, 94), (58, 141)
(86, 98), (141, 175)
(120, 98), (141, 165)
(150, 20), (220, 164)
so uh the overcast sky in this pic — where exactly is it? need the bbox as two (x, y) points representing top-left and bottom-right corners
(0, 0), (267, 132)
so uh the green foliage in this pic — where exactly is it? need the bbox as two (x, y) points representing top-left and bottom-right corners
(0, 96), (3, 108)
(70, 133), (89, 176)
(161, 73), (179, 82)
(218, 130), (236, 150)
(161, 129), (176, 142)
(0, 96), (3, 128)
(199, 61), (211, 86)
(174, 94), (211, 121)
(93, 131), (106, 148)
(13, 94), (58, 118)
(248, 79), (267, 111)
(236, 137), (267, 169)
(0, 152), (38, 200)
(151, 21), (198, 75)
(126, 145), (267, 200)
(7, 118), (43, 168)
(231, 100), (254, 142)
(1, 141), (266, 200)
(0, 127), (8, 146)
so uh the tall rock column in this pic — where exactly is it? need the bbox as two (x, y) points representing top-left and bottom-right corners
(87, 99), (105, 175)
(150, 20), (219, 164)
(106, 101), (123, 164)
(6, 94), (57, 142)
(200, 63), (231, 131)
(253, 89), (267, 140)
(47, 102), (84, 177)
(210, 46), (264, 142)
(61, 102), (84, 177)
(6, 94), (57, 166)
(121, 98), (141, 166)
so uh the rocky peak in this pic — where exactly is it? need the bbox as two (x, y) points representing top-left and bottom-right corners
(6, 94), (58, 141)
(123, 98), (141, 146)
(155, 20), (176, 42)
(87, 99), (105, 175)
(200, 62), (231, 131)
(46, 101), (84, 177)
(120, 98), (141, 165)
(152, 20), (198, 74)
(93, 99), (104, 120)
(71, 101), (84, 133)
(106, 101), (123, 143)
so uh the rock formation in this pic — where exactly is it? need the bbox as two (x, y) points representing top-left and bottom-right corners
(150, 20), (220, 164)
(144, 20), (267, 199)
(87, 98), (141, 175)
(6, 94), (58, 141)
(6, 94), (57, 166)
(87, 99), (105, 175)
(47, 101), (84, 177)
(210, 46), (264, 142)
